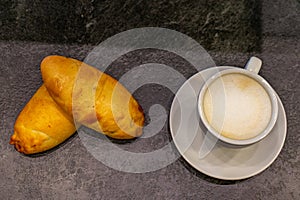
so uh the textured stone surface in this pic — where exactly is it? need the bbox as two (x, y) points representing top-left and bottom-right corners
(262, 0), (300, 37)
(0, 36), (299, 199)
(0, 0), (261, 52)
(1, 0), (300, 199)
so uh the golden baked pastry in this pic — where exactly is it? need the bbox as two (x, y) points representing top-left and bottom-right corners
(41, 55), (144, 139)
(9, 85), (76, 154)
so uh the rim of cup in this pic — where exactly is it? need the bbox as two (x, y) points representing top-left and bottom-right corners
(198, 67), (279, 146)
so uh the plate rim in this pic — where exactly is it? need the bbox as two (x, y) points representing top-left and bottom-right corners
(169, 66), (287, 180)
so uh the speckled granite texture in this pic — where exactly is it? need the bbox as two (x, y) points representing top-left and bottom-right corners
(262, 0), (300, 38)
(0, 36), (299, 199)
(0, 0), (299, 199)
(0, 0), (261, 52)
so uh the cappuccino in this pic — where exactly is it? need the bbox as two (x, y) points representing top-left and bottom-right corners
(203, 73), (272, 140)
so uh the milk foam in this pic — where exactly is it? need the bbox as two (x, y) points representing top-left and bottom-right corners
(203, 73), (272, 140)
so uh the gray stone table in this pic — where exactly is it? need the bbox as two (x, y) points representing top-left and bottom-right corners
(0, 0), (299, 199)
(0, 35), (299, 199)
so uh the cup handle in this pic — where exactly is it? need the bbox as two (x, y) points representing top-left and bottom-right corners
(245, 56), (262, 74)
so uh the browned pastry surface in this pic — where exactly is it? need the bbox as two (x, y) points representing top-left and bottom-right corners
(9, 85), (76, 154)
(41, 55), (144, 139)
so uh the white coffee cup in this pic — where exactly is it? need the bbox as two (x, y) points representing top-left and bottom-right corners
(198, 57), (278, 145)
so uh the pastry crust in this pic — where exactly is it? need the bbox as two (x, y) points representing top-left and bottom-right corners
(41, 55), (144, 139)
(9, 85), (76, 154)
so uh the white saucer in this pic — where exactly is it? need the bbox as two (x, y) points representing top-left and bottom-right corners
(169, 67), (287, 180)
